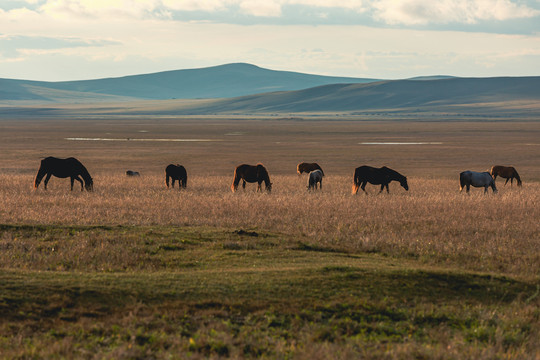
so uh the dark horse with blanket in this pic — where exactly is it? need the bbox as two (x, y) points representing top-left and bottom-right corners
(34, 157), (93, 191)
(231, 164), (272, 193)
(165, 164), (187, 189)
(352, 165), (408, 195)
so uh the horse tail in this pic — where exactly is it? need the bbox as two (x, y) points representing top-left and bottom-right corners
(231, 167), (240, 192)
(489, 166), (496, 177)
(514, 169), (522, 186)
(352, 168), (360, 194)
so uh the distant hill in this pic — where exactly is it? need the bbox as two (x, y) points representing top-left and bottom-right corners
(183, 76), (540, 113)
(1, 64), (538, 118)
(0, 63), (378, 103)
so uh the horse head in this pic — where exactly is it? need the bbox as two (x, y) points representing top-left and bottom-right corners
(265, 181), (272, 193)
(85, 178), (94, 191)
(34, 162), (47, 189)
(400, 177), (409, 191)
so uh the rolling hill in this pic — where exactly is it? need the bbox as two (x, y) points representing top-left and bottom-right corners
(178, 76), (540, 114)
(0, 63), (538, 117)
(0, 63), (377, 103)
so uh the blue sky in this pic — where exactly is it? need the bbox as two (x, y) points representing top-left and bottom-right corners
(1, 0), (539, 81)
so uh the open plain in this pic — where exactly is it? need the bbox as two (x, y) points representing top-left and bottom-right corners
(0, 116), (539, 359)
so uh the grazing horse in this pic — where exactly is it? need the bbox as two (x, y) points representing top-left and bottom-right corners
(34, 157), (93, 191)
(231, 164), (272, 193)
(297, 162), (324, 176)
(165, 164), (187, 189)
(352, 166), (408, 195)
(126, 170), (140, 177)
(460, 171), (497, 194)
(490, 165), (522, 187)
(307, 170), (323, 191)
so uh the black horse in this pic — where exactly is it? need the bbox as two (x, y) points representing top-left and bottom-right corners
(231, 164), (272, 193)
(352, 166), (408, 195)
(34, 157), (93, 191)
(165, 164), (187, 189)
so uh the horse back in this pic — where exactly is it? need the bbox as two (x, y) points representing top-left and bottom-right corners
(166, 164), (186, 178)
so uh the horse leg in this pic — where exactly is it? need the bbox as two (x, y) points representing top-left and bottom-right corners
(466, 185), (470, 193)
(361, 182), (368, 195)
(74, 176), (84, 191)
(43, 173), (52, 190)
(257, 181), (262, 192)
(70, 177), (75, 191)
(504, 178), (509, 186)
(242, 180), (246, 190)
(319, 180), (322, 190)
(166, 175), (170, 188)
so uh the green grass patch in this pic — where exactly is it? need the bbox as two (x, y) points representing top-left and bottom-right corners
(0, 223), (538, 358)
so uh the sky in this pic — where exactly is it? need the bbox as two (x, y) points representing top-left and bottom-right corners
(1, 0), (539, 81)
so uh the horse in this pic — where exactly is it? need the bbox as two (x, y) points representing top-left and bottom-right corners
(460, 171), (497, 194)
(34, 157), (93, 191)
(165, 164), (187, 189)
(126, 170), (140, 177)
(297, 162), (324, 176)
(352, 166), (408, 195)
(307, 169), (323, 191)
(490, 165), (522, 187)
(231, 164), (272, 193)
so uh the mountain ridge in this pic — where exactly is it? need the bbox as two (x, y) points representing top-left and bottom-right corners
(0, 63), (379, 103)
(1, 63), (538, 117)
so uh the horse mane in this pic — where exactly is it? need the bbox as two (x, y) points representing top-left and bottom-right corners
(78, 163), (93, 185)
(256, 163), (270, 182)
(382, 166), (406, 181)
(514, 168), (522, 186)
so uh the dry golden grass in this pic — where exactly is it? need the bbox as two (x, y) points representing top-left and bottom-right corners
(2, 173), (538, 277)
(1, 117), (539, 359)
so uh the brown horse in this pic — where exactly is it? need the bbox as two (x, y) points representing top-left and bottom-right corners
(34, 157), (93, 191)
(165, 164), (187, 189)
(297, 162), (324, 176)
(490, 165), (522, 187)
(231, 164), (272, 193)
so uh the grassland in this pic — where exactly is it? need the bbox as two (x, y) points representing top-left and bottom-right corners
(0, 117), (539, 358)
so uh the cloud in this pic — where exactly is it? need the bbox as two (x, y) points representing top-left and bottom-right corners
(0, 34), (120, 60)
(3, 0), (539, 24)
(371, 0), (540, 25)
(38, 0), (168, 20)
(239, 0), (282, 17)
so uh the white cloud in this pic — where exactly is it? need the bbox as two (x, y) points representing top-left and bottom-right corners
(238, 0), (281, 16)
(5, 0), (539, 23)
(39, 0), (166, 19)
(0, 0), (539, 80)
(161, 0), (231, 12)
(372, 0), (540, 25)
